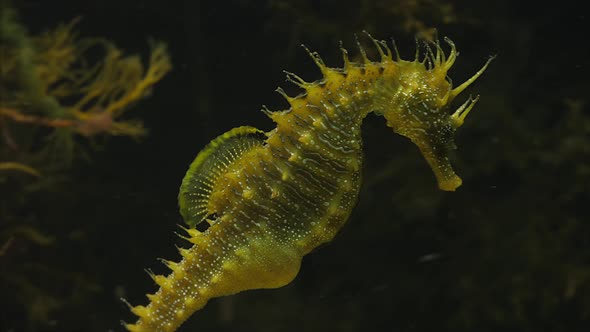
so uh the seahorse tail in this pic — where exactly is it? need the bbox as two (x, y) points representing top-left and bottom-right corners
(125, 237), (219, 332)
(126, 223), (304, 332)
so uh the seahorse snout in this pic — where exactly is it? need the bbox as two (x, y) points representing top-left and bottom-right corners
(415, 140), (463, 191)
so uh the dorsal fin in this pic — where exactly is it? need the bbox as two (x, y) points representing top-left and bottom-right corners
(178, 126), (265, 228)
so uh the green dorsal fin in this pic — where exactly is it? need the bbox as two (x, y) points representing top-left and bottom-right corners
(178, 126), (265, 228)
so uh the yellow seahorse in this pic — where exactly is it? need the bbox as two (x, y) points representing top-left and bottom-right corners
(124, 34), (493, 331)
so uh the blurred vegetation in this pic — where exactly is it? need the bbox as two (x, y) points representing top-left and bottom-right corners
(0, 1), (171, 329)
(1, 0), (588, 331)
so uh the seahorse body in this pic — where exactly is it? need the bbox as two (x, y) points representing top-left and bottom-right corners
(125, 35), (492, 331)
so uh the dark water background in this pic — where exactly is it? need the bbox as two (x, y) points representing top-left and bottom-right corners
(1, 0), (589, 331)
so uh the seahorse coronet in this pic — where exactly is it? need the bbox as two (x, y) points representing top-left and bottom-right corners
(125, 34), (492, 331)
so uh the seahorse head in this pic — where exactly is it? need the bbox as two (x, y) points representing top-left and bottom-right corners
(376, 38), (493, 191)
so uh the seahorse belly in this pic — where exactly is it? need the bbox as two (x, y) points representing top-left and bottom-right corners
(127, 218), (303, 331)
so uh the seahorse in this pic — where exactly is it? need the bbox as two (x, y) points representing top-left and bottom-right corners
(124, 34), (492, 331)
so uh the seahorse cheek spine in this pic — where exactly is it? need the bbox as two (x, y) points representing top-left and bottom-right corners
(124, 34), (492, 332)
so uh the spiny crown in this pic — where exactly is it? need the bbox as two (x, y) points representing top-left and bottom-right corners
(272, 33), (491, 121)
